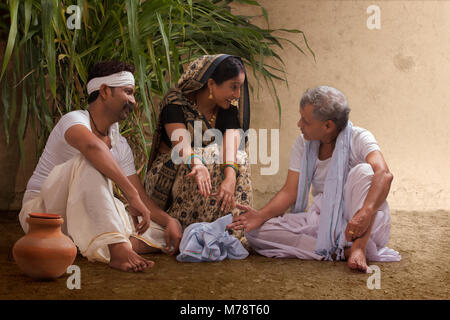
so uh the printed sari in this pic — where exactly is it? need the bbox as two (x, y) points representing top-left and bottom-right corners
(144, 54), (252, 245)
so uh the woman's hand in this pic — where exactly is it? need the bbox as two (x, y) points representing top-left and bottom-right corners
(186, 164), (212, 198)
(212, 175), (236, 213)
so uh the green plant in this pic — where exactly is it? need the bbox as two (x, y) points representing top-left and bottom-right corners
(0, 0), (314, 178)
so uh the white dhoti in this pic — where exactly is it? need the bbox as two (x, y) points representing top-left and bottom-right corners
(19, 154), (168, 264)
(245, 164), (401, 262)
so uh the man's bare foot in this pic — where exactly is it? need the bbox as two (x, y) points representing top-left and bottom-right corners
(347, 246), (368, 273)
(130, 236), (161, 254)
(108, 242), (154, 272)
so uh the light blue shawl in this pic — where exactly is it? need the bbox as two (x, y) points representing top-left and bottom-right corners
(291, 122), (353, 261)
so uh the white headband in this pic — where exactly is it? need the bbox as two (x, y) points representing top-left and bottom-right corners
(87, 71), (135, 95)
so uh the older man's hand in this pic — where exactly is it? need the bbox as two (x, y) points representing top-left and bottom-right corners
(345, 208), (373, 241)
(226, 204), (266, 232)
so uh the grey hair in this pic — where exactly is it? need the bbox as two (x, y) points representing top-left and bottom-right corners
(300, 86), (350, 131)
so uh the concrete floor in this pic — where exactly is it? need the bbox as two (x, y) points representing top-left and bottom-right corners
(0, 210), (448, 300)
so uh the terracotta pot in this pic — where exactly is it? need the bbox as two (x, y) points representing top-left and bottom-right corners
(13, 213), (77, 280)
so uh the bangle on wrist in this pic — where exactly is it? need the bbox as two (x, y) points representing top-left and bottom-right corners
(222, 161), (239, 177)
(186, 153), (206, 170)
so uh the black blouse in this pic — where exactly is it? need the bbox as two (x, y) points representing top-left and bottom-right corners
(160, 104), (241, 147)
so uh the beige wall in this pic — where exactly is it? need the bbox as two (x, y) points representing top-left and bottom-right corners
(235, 0), (450, 211)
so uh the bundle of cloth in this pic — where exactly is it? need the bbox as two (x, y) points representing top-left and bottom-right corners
(176, 214), (248, 262)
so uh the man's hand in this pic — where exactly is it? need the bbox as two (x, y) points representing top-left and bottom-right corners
(128, 194), (151, 234)
(345, 208), (373, 241)
(226, 204), (266, 232)
(345, 150), (393, 242)
(164, 218), (182, 255)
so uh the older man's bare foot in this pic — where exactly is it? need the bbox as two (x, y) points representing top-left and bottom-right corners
(108, 242), (154, 272)
(347, 246), (368, 273)
(130, 236), (161, 254)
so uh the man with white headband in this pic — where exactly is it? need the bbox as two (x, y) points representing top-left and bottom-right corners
(19, 61), (182, 273)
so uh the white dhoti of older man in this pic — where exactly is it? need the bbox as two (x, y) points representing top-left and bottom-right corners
(245, 163), (401, 262)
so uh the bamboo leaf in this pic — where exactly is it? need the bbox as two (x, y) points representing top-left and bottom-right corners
(156, 11), (172, 82)
(127, 0), (154, 140)
(1, 73), (10, 144)
(0, 0), (19, 81)
(42, 0), (57, 98)
(24, 0), (32, 37)
(18, 80), (28, 167)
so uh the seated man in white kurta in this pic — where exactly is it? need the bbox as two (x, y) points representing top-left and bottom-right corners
(227, 86), (401, 272)
(19, 61), (182, 273)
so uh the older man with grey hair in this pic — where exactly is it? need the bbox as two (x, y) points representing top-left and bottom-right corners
(228, 86), (401, 272)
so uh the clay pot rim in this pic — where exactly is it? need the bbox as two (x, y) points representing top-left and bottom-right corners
(26, 216), (64, 226)
(29, 213), (61, 219)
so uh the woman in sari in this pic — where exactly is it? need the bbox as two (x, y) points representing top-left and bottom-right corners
(144, 54), (253, 245)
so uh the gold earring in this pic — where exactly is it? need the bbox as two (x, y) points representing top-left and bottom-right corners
(209, 89), (213, 100)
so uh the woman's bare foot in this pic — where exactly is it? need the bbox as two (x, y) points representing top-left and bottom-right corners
(108, 242), (154, 272)
(130, 236), (161, 254)
(347, 246), (368, 273)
